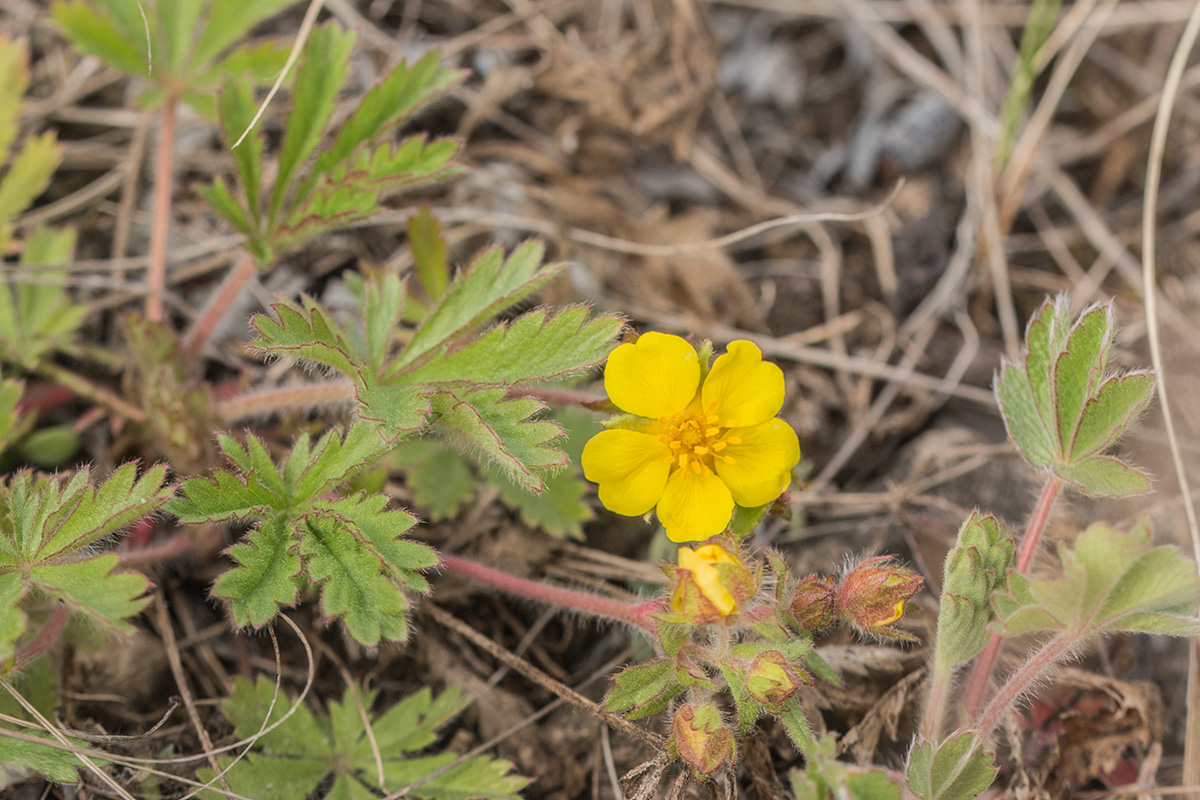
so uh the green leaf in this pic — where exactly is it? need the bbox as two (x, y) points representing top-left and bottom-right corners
(602, 660), (686, 720)
(791, 736), (902, 800)
(217, 74), (263, 224)
(0, 656), (81, 783)
(299, 514), (410, 645)
(994, 521), (1200, 638)
(271, 23), (356, 220)
(160, 0), (205, 73)
(1069, 372), (1154, 460)
(430, 388), (565, 492)
(317, 51), (462, 173)
(1053, 455), (1151, 497)
(191, 0), (296, 69)
(211, 514), (301, 628)
(250, 297), (359, 376)
(0, 374), (26, 453)
(362, 269), (406, 374)
(906, 734), (996, 800)
(395, 306), (624, 387)
(51, 1), (148, 76)
(409, 205), (450, 302)
(390, 438), (476, 520)
(995, 297), (1153, 497)
(391, 242), (564, 372)
(30, 555), (150, 633)
(0, 132), (59, 222)
(0, 466), (168, 660)
(1, 226), (83, 370)
(200, 677), (526, 800)
(0, 38), (31, 157)
(777, 696), (817, 760)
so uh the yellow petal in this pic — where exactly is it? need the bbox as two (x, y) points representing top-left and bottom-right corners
(714, 418), (800, 507)
(605, 332), (700, 419)
(701, 340), (784, 427)
(677, 547), (737, 615)
(582, 429), (671, 516)
(658, 470), (734, 543)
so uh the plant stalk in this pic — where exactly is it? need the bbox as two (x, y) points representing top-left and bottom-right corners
(962, 475), (1061, 720)
(439, 553), (658, 632)
(34, 361), (146, 423)
(921, 656), (953, 741)
(146, 96), (178, 323)
(215, 380), (356, 423)
(182, 254), (258, 362)
(972, 631), (1073, 746)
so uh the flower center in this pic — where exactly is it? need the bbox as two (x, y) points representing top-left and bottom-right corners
(656, 402), (742, 478)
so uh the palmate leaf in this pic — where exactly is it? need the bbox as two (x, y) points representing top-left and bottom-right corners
(0, 465), (171, 660)
(52, 0), (291, 114)
(994, 297), (1154, 497)
(0, 227), (84, 370)
(250, 296), (359, 377)
(906, 734), (996, 800)
(211, 514), (301, 628)
(199, 677), (527, 800)
(993, 521), (1200, 639)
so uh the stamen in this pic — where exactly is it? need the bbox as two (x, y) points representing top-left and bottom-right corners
(705, 427), (720, 437)
(722, 456), (736, 465)
(726, 436), (742, 445)
(712, 442), (727, 452)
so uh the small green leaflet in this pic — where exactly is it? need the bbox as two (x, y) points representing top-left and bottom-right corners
(791, 735), (902, 800)
(197, 677), (527, 800)
(906, 734), (996, 800)
(994, 297), (1154, 497)
(0, 464), (172, 661)
(0, 656), (84, 783)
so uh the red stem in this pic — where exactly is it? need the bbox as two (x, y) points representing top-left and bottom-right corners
(215, 380), (356, 423)
(182, 254), (258, 363)
(13, 604), (70, 672)
(146, 97), (177, 323)
(962, 476), (1061, 720)
(973, 632), (1073, 745)
(439, 553), (658, 632)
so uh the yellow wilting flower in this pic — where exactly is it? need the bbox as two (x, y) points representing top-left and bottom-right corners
(669, 543), (757, 622)
(582, 332), (800, 542)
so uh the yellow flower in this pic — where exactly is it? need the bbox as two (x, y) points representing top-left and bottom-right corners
(672, 544), (750, 618)
(582, 332), (800, 542)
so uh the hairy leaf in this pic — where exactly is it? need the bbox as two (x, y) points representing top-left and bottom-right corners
(995, 297), (1153, 497)
(934, 513), (1013, 667)
(0, 466), (170, 660)
(993, 522), (1200, 638)
(396, 306), (624, 387)
(211, 514), (301, 628)
(199, 677), (526, 800)
(390, 242), (564, 373)
(907, 734), (996, 800)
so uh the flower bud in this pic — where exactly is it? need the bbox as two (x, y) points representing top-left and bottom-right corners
(836, 556), (923, 641)
(789, 574), (836, 630)
(669, 543), (756, 624)
(744, 650), (808, 711)
(667, 703), (735, 776)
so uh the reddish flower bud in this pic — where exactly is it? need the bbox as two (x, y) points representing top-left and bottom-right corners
(836, 556), (923, 641)
(667, 703), (735, 777)
(745, 650), (808, 711)
(789, 574), (837, 630)
(668, 543), (756, 624)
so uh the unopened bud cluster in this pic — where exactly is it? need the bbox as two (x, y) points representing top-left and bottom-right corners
(789, 556), (923, 641)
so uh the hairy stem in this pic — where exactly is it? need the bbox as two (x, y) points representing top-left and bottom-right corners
(973, 632), (1073, 746)
(146, 96), (177, 323)
(12, 604), (70, 673)
(182, 254), (259, 362)
(35, 361), (146, 423)
(921, 656), (954, 741)
(962, 476), (1061, 721)
(440, 553), (658, 632)
(215, 380), (356, 423)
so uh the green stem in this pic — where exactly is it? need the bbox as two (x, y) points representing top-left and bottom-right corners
(146, 95), (178, 323)
(439, 553), (658, 632)
(921, 656), (954, 741)
(962, 475), (1060, 721)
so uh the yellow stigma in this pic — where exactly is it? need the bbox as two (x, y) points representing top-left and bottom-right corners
(656, 402), (740, 478)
